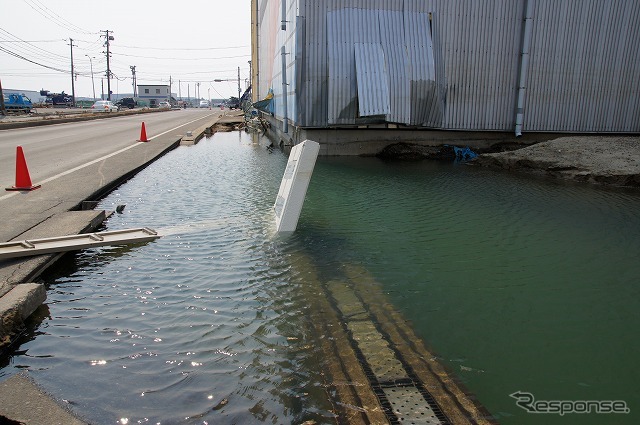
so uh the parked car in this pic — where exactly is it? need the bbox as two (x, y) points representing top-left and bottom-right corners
(158, 101), (171, 109)
(116, 97), (136, 109)
(199, 100), (209, 108)
(90, 100), (119, 113)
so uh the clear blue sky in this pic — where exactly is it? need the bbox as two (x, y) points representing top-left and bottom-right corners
(1, 0), (251, 99)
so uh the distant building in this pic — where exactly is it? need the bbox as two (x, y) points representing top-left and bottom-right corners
(137, 85), (171, 107)
(252, 0), (640, 153)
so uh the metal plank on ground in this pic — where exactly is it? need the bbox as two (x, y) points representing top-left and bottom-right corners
(0, 228), (161, 260)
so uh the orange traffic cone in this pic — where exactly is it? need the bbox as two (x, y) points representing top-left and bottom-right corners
(138, 122), (148, 142)
(6, 146), (41, 191)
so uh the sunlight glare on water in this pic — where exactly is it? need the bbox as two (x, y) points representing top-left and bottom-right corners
(2, 131), (639, 425)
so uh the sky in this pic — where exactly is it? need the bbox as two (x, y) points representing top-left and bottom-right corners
(0, 0), (252, 100)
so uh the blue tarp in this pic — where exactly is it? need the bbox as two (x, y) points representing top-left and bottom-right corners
(252, 89), (274, 114)
(446, 145), (478, 161)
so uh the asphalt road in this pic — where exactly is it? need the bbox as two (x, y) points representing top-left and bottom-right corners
(0, 108), (220, 188)
(0, 108), (225, 242)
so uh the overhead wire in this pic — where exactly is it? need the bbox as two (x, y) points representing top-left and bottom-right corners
(111, 52), (250, 61)
(0, 28), (68, 62)
(23, 0), (95, 35)
(117, 44), (250, 51)
(0, 45), (69, 74)
(0, 39), (62, 43)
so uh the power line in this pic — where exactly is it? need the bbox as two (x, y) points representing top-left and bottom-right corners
(0, 28), (68, 61)
(0, 45), (69, 74)
(112, 52), (250, 61)
(0, 39), (92, 77)
(0, 39), (62, 43)
(133, 68), (242, 77)
(23, 0), (95, 35)
(117, 44), (250, 51)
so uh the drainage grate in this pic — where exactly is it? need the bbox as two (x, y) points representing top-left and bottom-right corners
(383, 386), (443, 425)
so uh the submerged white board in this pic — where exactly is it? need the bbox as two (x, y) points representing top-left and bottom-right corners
(274, 140), (320, 233)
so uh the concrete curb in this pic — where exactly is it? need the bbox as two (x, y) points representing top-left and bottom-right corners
(0, 372), (88, 424)
(180, 112), (226, 146)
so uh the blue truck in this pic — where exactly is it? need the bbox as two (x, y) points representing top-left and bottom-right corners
(2, 93), (33, 114)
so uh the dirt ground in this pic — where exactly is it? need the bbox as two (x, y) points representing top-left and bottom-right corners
(474, 135), (640, 189)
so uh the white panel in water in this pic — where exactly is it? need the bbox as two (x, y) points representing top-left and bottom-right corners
(274, 140), (320, 233)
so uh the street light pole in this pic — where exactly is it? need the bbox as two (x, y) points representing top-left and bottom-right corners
(85, 55), (96, 100)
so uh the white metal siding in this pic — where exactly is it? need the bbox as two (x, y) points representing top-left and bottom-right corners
(379, 10), (411, 124)
(354, 43), (391, 117)
(327, 6), (441, 126)
(435, 0), (523, 130)
(404, 9), (440, 126)
(258, 0), (640, 133)
(524, 0), (640, 132)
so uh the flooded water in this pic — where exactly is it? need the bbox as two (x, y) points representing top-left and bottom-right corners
(2, 131), (639, 424)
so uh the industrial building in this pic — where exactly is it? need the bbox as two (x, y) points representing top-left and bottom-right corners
(251, 0), (640, 154)
(137, 84), (172, 107)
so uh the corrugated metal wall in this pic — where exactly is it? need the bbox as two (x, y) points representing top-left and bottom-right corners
(258, 0), (640, 133)
(524, 0), (640, 132)
(404, 7), (441, 127)
(435, 0), (523, 130)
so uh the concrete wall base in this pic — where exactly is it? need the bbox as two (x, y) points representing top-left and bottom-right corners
(262, 114), (564, 156)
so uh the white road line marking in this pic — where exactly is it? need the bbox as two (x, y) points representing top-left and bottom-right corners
(0, 114), (218, 202)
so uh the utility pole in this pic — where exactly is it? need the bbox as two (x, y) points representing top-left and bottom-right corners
(86, 55), (96, 100)
(169, 75), (172, 102)
(102, 30), (114, 100)
(237, 66), (241, 103)
(101, 78), (104, 100)
(178, 80), (181, 100)
(69, 38), (77, 107)
(0, 79), (6, 116)
(197, 82), (200, 100)
(130, 65), (137, 97)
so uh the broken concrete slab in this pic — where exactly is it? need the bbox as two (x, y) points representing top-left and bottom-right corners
(0, 283), (45, 347)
